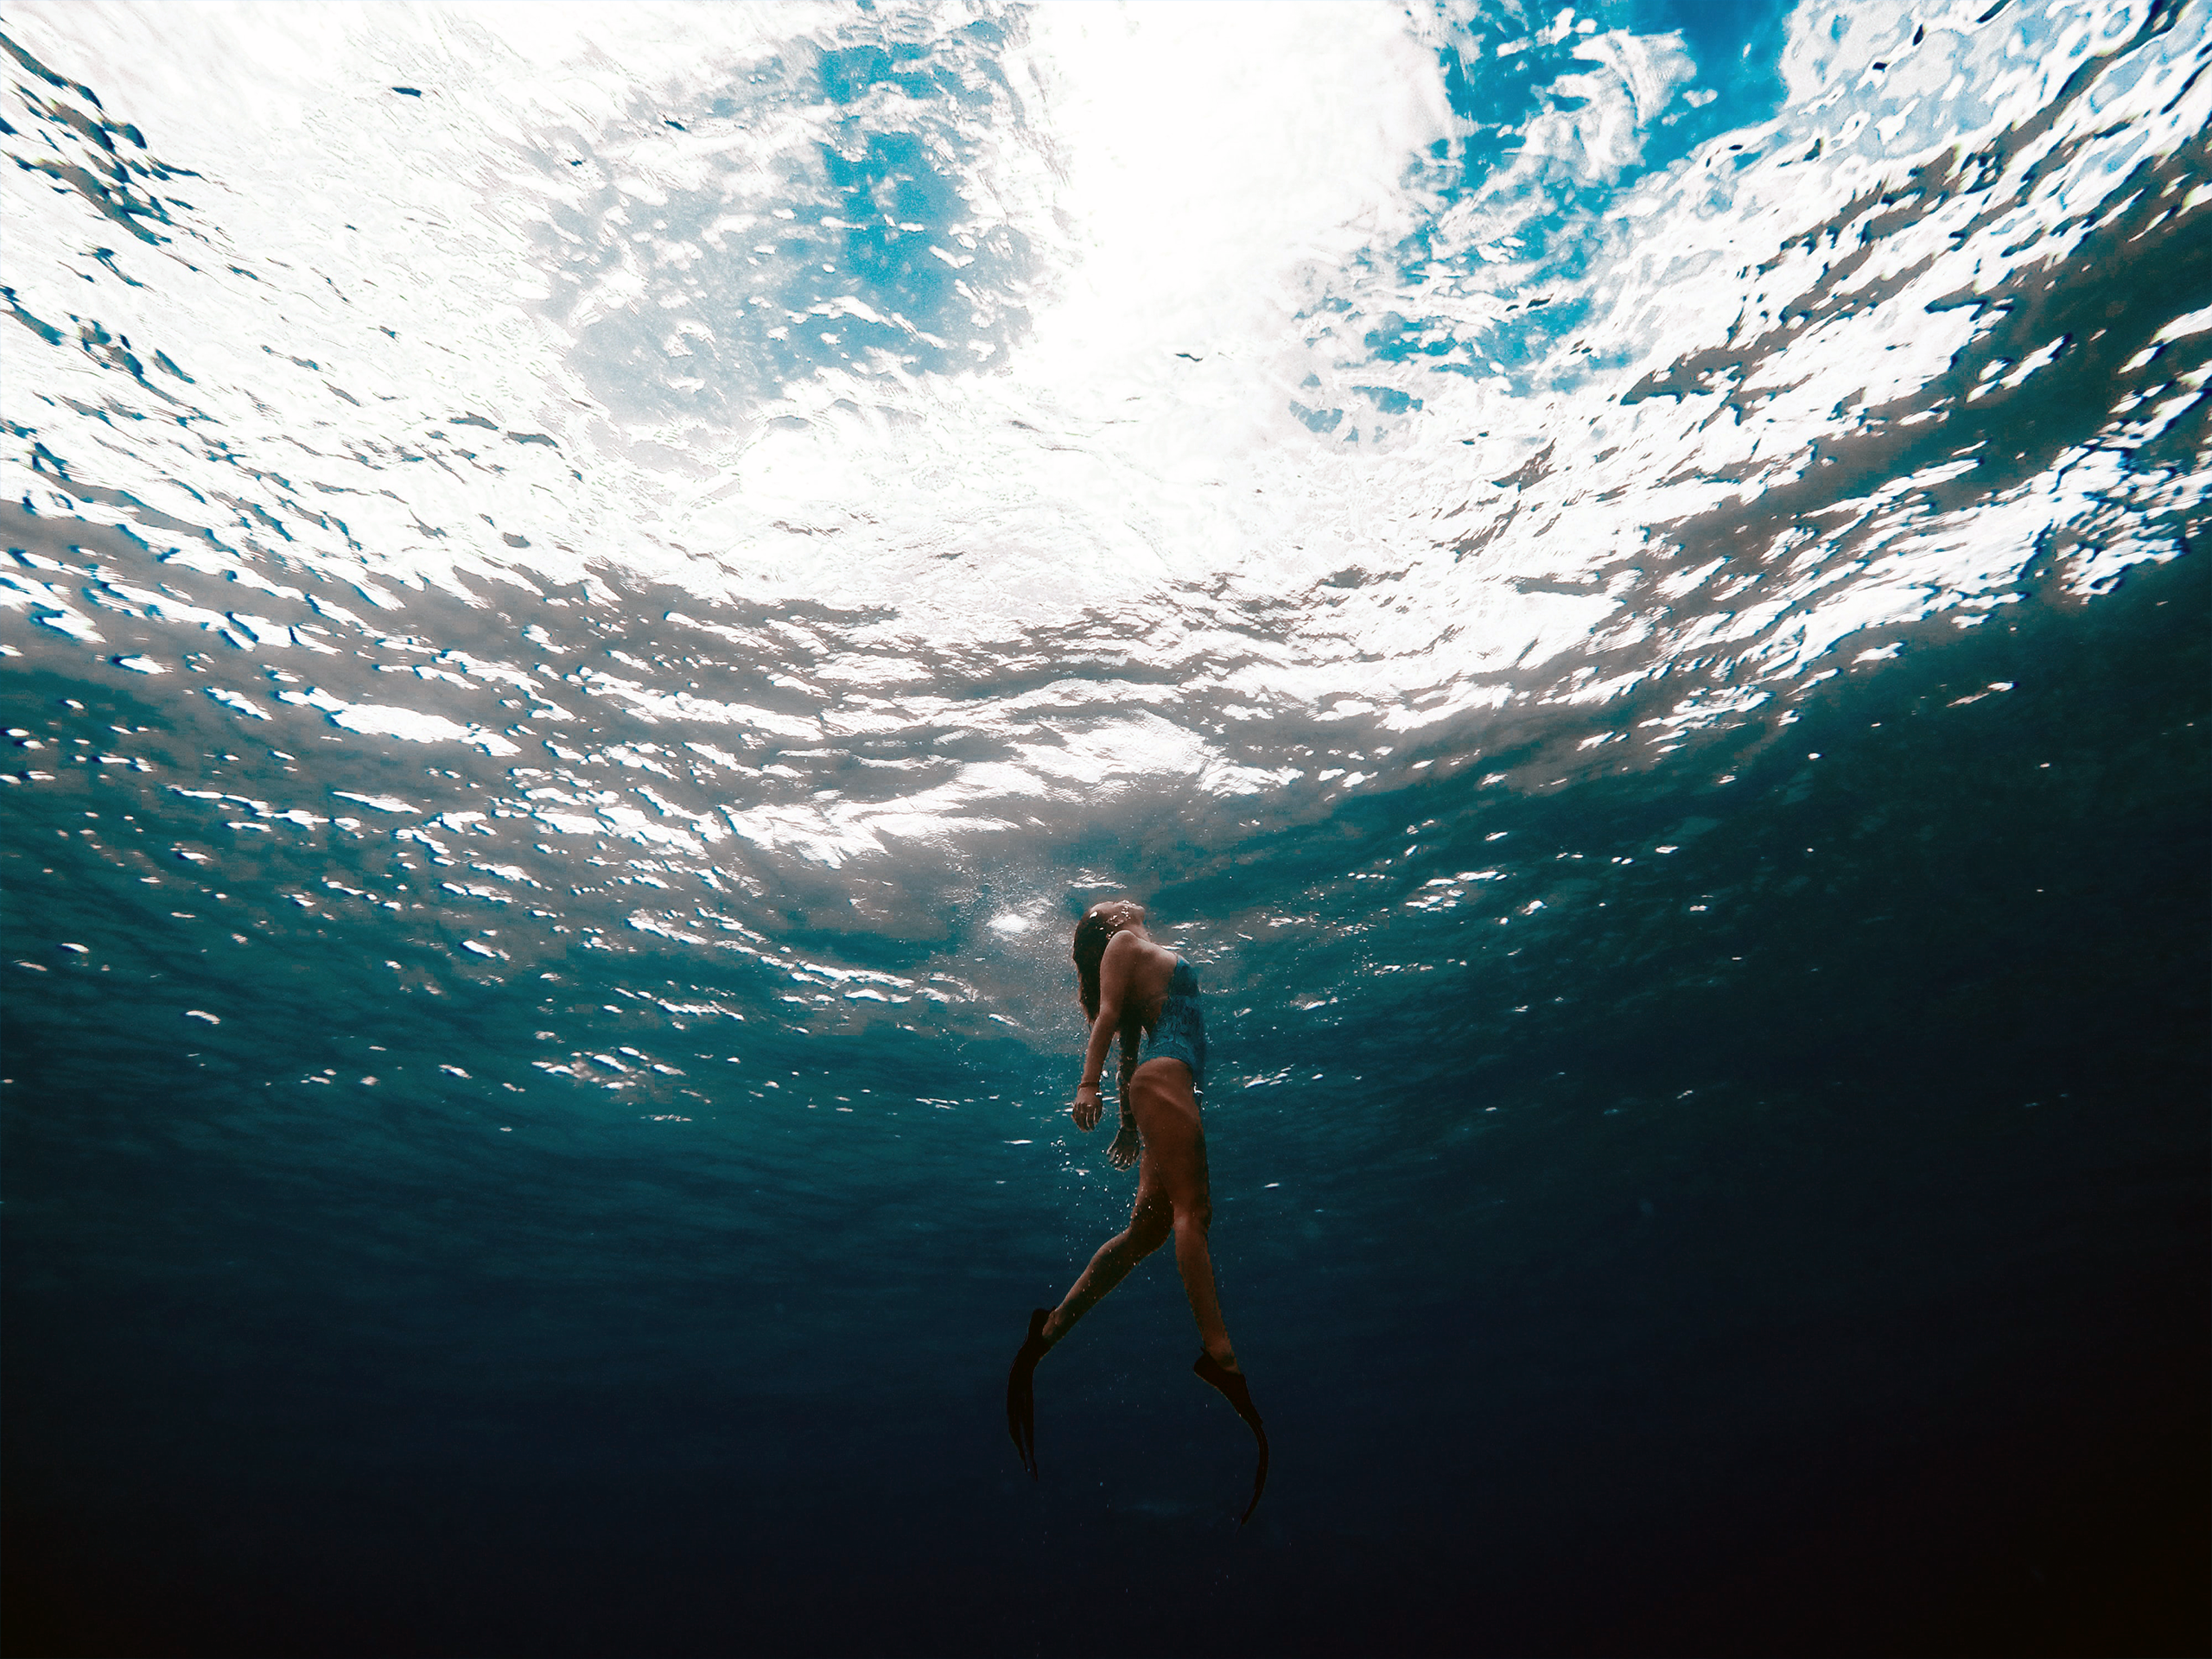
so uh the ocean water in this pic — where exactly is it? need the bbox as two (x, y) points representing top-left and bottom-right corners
(2, 1), (2206, 1653)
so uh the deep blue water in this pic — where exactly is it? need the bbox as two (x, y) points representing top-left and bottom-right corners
(3, 2), (2208, 1654)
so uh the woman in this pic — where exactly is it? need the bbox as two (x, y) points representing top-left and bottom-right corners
(1005, 898), (1268, 1524)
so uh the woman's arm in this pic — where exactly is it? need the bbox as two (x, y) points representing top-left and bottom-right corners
(1071, 932), (1135, 1131)
(1105, 1040), (1142, 1169)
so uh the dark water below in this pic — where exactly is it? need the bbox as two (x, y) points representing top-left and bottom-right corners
(3, 2), (2209, 1654)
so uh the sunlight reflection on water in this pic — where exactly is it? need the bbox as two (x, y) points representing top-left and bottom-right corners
(3, 0), (2206, 1092)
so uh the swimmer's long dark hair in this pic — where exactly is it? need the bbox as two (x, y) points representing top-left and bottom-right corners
(1073, 901), (1146, 1103)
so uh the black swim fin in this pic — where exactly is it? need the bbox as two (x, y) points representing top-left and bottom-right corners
(1192, 1352), (1268, 1525)
(1006, 1307), (1052, 1478)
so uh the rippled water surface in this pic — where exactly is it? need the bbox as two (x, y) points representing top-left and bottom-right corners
(3, 2), (2206, 1653)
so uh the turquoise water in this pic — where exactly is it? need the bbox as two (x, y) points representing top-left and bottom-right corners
(3, 3), (2207, 1653)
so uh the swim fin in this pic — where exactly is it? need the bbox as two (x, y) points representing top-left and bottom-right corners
(1006, 1307), (1052, 1478)
(1192, 1352), (1269, 1524)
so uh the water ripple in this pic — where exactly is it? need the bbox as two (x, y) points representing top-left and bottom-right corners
(3, 0), (2205, 1093)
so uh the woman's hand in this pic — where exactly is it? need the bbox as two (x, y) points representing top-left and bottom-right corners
(1071, 1082), (1103, 1131)
(1106, 1122), (1141, 1170)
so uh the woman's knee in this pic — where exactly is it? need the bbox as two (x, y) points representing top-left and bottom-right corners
(1173, 1198), (1213, 1236)
(1128, 1202), (1173, 1255)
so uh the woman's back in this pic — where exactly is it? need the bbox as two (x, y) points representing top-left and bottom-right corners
(1103, 930), (1179, 1034)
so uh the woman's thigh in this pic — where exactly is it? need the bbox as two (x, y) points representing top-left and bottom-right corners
(1129, 1058), (1209, 1213)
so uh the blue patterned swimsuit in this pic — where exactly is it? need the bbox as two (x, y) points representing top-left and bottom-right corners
(1136, 956), (1207, 1093)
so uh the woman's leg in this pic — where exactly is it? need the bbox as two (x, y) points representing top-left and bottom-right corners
(1041, 1167), (1173, 1345)
(1127, 1062), (1267, 1522)
(1128, 1060), (1238, 1370)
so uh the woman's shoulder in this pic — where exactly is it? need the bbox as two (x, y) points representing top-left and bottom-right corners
(1103, 930), (1174, 974)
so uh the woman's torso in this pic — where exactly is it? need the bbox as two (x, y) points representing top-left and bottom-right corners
(1123, 942), (1205, 1091)
(1116, 937), (1183, 1033)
